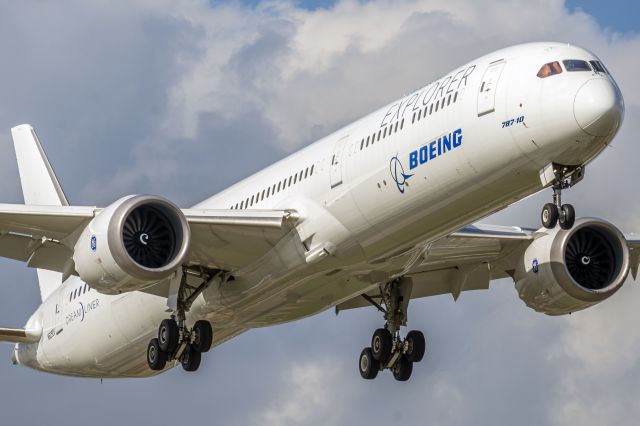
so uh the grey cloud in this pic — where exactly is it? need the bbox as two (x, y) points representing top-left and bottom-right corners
(1, 1), (640, 425)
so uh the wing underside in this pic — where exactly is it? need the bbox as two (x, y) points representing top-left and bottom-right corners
(337, 224), (535, 312)
(0, 203), (299, 274)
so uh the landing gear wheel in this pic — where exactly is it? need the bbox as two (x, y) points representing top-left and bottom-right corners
(371, 328), (393, 363)
(559, 204), (575, 230)
(181, 345), (202, 372)
(192, 320), (213, 353)
(405, 330), (426, 363)
(541, 203), (559, 229)
(147, 338), (168, 371)
(392, 356), (413, 381)
(359, 348), (380, 380)
(158, 319), (179, 353)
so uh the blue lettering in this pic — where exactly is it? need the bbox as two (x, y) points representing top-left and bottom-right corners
(405, 128), (464, 175)
(442, 134), (451, 153)
(453, 128), (462, 147)
(419, 146), (428, 165)
(409, 151), (418, 169)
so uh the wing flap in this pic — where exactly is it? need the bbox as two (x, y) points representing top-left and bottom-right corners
(185, 209), (299, 270)
(0, 233), (35, 262)
(0, 204), (95, 239)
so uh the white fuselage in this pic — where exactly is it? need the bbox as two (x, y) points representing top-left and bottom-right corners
(14, 42), (624, 377)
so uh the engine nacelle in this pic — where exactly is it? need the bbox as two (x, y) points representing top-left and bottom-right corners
(73, 195), (190, 294)
(514, 218), (629, 315)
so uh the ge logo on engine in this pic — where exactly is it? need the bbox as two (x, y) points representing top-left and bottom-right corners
(90, 235), (97, 252)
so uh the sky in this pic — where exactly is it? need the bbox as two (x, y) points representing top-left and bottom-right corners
(1, 0), (640, 425)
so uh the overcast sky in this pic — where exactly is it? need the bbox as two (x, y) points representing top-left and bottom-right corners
(1, 1), (640, 425)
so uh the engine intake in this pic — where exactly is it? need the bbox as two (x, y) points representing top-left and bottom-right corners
(564, 227), (619, 290)
(515, 218), (629, 315)
(73, 195), (190, 294)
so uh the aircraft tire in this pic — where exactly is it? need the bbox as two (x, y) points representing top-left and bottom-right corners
(147, 338), (168, 371)
(181, 345), (202, 372)
(158, 319), (179, 353)
(392, 356), (413, 381)
(359, 348), (380, 380)
(405, 330), (426, 363)
(559, 204), (575, 230)
(192, 320), (213, 353)
(541, 203), (559, 228)
(371, 328), (393, 363)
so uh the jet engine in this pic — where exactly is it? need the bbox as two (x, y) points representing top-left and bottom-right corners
(514, 218), (629, 315)
(73, 195), (191, 294)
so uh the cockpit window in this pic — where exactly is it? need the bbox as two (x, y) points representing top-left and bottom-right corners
(537, 61), (562, 78)
(590, 60), (607, 74)
(563, 59), (591, 72)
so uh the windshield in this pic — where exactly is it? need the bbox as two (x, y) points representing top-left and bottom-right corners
(563, 59), (591, 72)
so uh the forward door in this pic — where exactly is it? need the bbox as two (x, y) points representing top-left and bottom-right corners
(477, 59), (506, 116)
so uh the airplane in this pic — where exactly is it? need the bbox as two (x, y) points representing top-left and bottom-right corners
(0, 41), (636, 381)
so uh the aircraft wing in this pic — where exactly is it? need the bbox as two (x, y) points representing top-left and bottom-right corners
(336, 224), (536, 312)
(0, 203), (298, 273)
(337, 224), (640, 312)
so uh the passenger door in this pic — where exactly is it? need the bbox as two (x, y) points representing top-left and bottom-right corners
(477, 60), (506, 116)
(330, 134), (349, 188)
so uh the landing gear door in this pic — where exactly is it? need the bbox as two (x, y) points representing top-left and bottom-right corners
(477, 60), (505, 116)
(330, 134), (349, 188)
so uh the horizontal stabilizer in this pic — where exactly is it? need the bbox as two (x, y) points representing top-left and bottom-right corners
(0, 327), (40, 344)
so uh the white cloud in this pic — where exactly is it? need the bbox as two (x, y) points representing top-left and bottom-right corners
(258, 358), (339, 426)
(1, 1), (640, 425)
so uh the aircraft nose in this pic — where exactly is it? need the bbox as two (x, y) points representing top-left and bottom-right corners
(573, 78), (624, 137)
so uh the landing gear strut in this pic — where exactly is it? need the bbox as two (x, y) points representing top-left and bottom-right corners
(358, 278), (426, 382)
(539, 163), (583, 230)
(147, 266), (222, 372)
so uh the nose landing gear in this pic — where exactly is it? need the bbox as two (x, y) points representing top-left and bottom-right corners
(539, 163), (583, 230)
(358, 278), (426, 382)
(146, 267), (223, 372)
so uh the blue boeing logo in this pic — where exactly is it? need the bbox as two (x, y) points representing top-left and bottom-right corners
(391, 128), (463, 194)
(390, 155), (413, 194)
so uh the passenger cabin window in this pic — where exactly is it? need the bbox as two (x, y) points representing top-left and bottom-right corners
(563, 59), (591, 72)
(537, 61), (562, 78)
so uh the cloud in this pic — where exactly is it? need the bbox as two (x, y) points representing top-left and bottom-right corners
(0, 1), (640, 425)
(258, 359), (338, 426)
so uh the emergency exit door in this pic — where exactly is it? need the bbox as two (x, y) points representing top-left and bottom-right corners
(477, 59), (506, 116)
(330, 134), (349, 188)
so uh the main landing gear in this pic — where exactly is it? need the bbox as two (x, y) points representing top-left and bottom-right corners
(147, 266), (223, 372)
(539, 163), (584, 230)
(358, 278), (426, 382)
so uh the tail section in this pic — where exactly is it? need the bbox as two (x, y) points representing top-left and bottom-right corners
(10, 124), (67, 301)
(11, 124), (69, 206)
